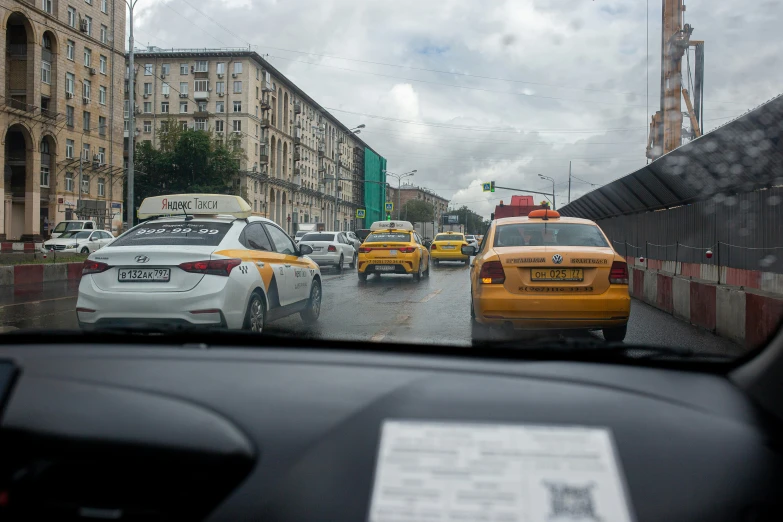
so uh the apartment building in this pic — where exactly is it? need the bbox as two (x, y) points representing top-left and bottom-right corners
(127, 48), (385, 234)
(1, 0), (126, 240)
(392, 184), (450, 221)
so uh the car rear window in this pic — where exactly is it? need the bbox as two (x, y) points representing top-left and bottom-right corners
(494, 223), (609, 248)
(302, 233), (336, 242)
(434, 234), (464, 242)
(366, 232), (411, 242)
(108, 221), (233, 247)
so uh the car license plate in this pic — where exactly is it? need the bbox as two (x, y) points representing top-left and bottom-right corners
(389, 250), (397, 256)
(530, 268), (584, 281)
(118, 268), (171, 282)
(313, 246), (323, 251)
(374, 265), (396, 271)
(442, 246), (455, 250)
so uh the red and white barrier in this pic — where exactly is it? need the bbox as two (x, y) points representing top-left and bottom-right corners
(0, 262), (84, 287)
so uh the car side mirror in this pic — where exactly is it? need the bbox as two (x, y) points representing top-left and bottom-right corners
(461, 245), (477, 256)
(299, 244), (313, 256)
(90, 237), (96, 241)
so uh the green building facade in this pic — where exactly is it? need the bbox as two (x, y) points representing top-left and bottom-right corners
(363, 148), (387, 225)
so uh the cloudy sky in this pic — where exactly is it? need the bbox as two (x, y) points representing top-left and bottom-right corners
(129, 0), (783, 218)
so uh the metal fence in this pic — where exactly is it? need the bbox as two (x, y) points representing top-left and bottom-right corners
(598, 186), (783, 274)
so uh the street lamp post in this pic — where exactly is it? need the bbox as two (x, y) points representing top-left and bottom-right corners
(384, 170), (417, 220)
(538, 174), (556, 210)
(125, 0), (139, 228)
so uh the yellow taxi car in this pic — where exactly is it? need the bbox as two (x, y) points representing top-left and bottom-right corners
(429, 231), (470, 265)
(464, 209), (631, 341)
(357, 221), (430, 283)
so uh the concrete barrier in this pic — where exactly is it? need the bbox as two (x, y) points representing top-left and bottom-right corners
(716, 286), (746, 345)
(0, 262), (83, 287)
(672, 277), (691, 322)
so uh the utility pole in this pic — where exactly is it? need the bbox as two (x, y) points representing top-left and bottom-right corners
(125, 0), (138, 228)
(334, 131), (340, 232)
(568, 161), (572, 204)
(385, 170), (416, 220)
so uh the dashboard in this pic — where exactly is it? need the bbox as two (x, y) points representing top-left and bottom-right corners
(0, 340), (781, 521)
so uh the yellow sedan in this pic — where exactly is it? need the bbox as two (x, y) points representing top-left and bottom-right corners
(465, 210), (631, 341)
(357, 221), (430, 283)
(430, 232), (470, 264)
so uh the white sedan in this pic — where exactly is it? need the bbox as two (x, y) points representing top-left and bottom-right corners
(42, 230), (114, 254)
(77, 194), (323, 333)
(298, 231), (357, 271)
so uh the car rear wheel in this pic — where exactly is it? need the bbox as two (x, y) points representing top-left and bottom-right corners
(603, 324), (627, 342)
(358, 272), (368, 283)
(413, 258), (423, 282)
(336, 255), (344, 272)
(349, 253), (357, 269)
(300, 279), (322, 324)
(470, 294), (490, 341)
(244, 292), (266, 333)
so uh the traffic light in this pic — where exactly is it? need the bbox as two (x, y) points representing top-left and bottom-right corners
(490, 181), (495, 192)
(386, 213), (391, 220)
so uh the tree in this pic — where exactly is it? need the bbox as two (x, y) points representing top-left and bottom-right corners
(402, 199), (435, 223)
(126, 118), (244, 220)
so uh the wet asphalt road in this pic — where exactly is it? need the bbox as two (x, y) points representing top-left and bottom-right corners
(0, 261), (743, 356)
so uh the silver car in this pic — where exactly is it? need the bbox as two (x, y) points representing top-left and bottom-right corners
(298, 232), (357, 271)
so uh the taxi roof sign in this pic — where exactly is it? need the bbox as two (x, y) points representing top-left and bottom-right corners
(527, 209), (560, 219)
(369, 220), (414, 231)
(138, 194), (252, 219)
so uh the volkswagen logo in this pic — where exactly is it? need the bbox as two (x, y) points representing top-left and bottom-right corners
(552, 254), (563, 264)
(135, 255), (149, 263)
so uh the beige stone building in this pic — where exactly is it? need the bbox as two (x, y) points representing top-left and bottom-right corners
(392, 184), (450, 221)
(1, 0), (126, 240)
(127, 48), (372, 235)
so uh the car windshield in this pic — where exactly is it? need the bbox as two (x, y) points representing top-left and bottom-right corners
(4, 2), (781, 367)
(302, 233), (336, 242)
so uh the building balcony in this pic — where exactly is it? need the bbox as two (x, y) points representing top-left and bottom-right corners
(260, 100), (270, 111)
(7, 44), (27, 57)
(194, 91), (210, 100)
(294, 136), (301, 145)
(194, 110), (209, 117)
(260, 118), (270, 128)
(293, 151), (301, 162)
(294, 102), (301, 115)
(259, 153), (269, 164)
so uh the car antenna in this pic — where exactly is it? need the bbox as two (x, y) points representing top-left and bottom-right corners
(182, 208), (193, 221)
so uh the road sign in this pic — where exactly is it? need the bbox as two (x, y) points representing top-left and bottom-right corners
(482, 182), (492, 192)
(356, 208), (366, 218)
(385, 202), (394, 212)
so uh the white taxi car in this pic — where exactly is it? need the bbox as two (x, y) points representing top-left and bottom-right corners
(42, 229), (114, 254)
(76, 194), (322, 333)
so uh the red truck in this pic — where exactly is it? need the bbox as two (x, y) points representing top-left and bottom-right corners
(492, 195), (548, 219)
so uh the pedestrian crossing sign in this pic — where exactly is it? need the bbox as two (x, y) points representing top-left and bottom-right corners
(356, 208), (366, 218)
(385, 202), (394, 212)
(482, 182), (495, 193)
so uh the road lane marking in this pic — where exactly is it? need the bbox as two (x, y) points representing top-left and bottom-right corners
(369, 314), (411, 342)
(0, 295), (77, 309)
(420, 289), (443, 303)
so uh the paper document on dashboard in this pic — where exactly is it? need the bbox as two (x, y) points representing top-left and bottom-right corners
(368, 420), (634, 522)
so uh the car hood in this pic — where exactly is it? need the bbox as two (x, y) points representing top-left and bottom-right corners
(44, 237), (85, 246)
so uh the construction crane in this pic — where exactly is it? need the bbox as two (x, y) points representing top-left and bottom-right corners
(646, 0), (704, 161)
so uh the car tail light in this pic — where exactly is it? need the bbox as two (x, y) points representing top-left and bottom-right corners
(430, 244), (437, 250)
(479, 261), (505, 284)
(179, 258), (241, 276)
(399, 247), (416, 253)
(609, 261), (629, 285)
(328, 245), (337, 252)
(359, 247), (372, 253)
(82, 260), (109, 275)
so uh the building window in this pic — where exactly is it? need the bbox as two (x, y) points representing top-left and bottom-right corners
(144, 64), (153, 75)
(82, 143), (90, 161)
(83, 79), (91, 100)
(233, 101), (241, 112)
(101, 0), (107, 13)
(143, 82), (152, 95)
(100, 25), (107, 44)
(216, 62), (225, 74)
(233, 81), (242, 93)
(179, 121), (188, 130)
(82, 174), (90, 194)
(66, 106), (74, 127)
(216, 101), (224, 113)
(41, 61), (51, 84)
(97, 147), (105, 164)
(255, 124), (259, 137)
(98, 178), (105, 196)
(143, 121), (152, 133)
(161, 63), (170, 75)
(195, 118), (207, 131)
(68, 6), (76, 27)
(215, 81), (225, 94)
(100, 55), (107, 74)
(234, 62), (242, 74)
(42, 0), (53, 14)
(197, 101), (207, 112)
(99, 116), (106, 135)
(254, 143), (258, 156)
(179, 82), (188, 95)
(194, 60), (207, 72)
(161, 82), (170, 95)
(99, 85), (106, 105)
(123, 99), (129, 119)
(180, 63), (188, 75)
(161, 101), (169, 113)
(233, 120), (241, 132)
(194, 79), (208, 92)
(85, 0), (91, 5)
(66, 139), (74, 159)
(143, 101), (151, 113)
(65, 172), (74, 192)
(215, 120), (224, 132)
(66, 40), (75, 60)
(84, 16), (92, 35)
(40, 140), (50, 187)
(83, 111), (91, 131)
(84, 48), (91, 66)
(180, 102), (188, 113)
